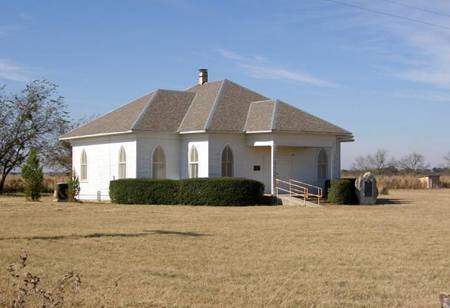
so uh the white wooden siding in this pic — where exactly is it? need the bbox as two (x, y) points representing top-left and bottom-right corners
(71, 134), (137, 201)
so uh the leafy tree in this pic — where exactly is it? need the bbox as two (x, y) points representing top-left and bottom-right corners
(0, 80), (69, 193)
(21, 149), (43, 201)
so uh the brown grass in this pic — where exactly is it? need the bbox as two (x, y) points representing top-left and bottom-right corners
(341, 173), (450, 192)
(2, 175), (67, 194)
(0, 191), (449, 307)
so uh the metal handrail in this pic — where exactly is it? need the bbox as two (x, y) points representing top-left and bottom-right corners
(275, 178), (308, 205)
(289, 179), (322, 196)
(288, 178), (323, 205)
(276, 179), (307, 194)
(289, 179), (322, 193)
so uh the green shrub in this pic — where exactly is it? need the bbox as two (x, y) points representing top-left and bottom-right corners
(327, 179), (358, 205)
(68, 171), (80, 201)
(178, 178), (264, 206)
(110, 179), (180, 205)
(109, 177), (264, 206)
(21, 149), (43, 201)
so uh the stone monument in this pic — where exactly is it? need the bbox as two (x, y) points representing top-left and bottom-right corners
(355, 172), (378, 205)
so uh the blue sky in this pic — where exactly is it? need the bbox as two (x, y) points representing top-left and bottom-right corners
(1, 0), (450, 168)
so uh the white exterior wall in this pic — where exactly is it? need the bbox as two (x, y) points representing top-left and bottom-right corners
(135, 132), (180, 179)
(276, 146), (332, 186)
(70, 131), (344, 200)
(180, 134), (209, 178)
(71, 134), (137, 200)
(208, 134), (272, 193)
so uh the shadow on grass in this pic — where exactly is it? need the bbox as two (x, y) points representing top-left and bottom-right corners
(376, 198), (410, 205)
(0, 229), (210, 241)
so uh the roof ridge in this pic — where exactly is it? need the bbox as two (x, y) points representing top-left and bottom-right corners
(250, 99), (275, 104)
(224, 79), (269, 100)
(243, 99), (256, 132)
(271, 100), (279, 130)
(177, 92), (199, 132)
(185, 80), (223, 92)
(156, 88), (192, 93)
(130, 90), (159, 130)
(203, 80), (226, 130)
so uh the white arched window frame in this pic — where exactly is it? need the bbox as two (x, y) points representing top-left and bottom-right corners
(189, 146), (199, 178)
(80, 149), (87, 181)
(318, 149), (328, 180)
(152, 146), (166, 179)
(221, 145), (234, 177)
(118, 146), (127, 179)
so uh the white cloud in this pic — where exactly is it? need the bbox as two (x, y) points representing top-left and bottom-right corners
(218, 48), (245, 61)
(218, 48), (338, 87)
(392, 90), (450, 103)
(0, 59), (33, 82)
(241, 63), (338, 88)
(0, 24), (20, 38)
(333, 1), (450, 89)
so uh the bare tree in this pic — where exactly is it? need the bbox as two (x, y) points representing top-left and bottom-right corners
(368, 149), (390, 171)
(445, 152), (450, 168)
(352, 155), (371, 171)
(0, 80), (69, 193)
(397, 152), (427, 172)
(352, 149), (393, 172)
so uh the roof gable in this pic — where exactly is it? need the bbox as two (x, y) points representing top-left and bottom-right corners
(177, 80), (223, 132)
(206, 80), (267, 132)
(244, 100), (275, 132)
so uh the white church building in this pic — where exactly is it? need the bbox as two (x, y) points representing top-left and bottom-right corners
(61, 69), (354, 200)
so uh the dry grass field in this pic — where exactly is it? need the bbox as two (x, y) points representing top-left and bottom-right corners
(0, 190), (449, 307)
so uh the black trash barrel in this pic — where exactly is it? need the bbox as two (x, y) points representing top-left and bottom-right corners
(54, 183), (69, 202)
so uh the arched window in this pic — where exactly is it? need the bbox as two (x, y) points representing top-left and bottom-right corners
(118, 146), (127, 179)
(318, 149), (328, 180)
(152, 146), (166, 179)
(221, 146), (233, 177)
(80, 150), (87, 181)
(189, 146), (199, 178)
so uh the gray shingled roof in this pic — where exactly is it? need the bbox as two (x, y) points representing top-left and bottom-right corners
(244, 100), (275, 132)
(60, 79), (353, 140)
(60, 92), (153, 139)
(274, 100), (351, 135)
(207, 80), (267, 131)
(178, 80), (223, 132)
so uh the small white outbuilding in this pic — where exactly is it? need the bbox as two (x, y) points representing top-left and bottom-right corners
(60, 70), (354, 200)
(419, 175), (441, 189)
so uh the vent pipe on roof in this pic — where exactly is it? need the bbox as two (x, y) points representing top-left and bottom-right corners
(198, 68), (208, 85)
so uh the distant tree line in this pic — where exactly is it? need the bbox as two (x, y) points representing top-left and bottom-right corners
(349, 149), (450, 175)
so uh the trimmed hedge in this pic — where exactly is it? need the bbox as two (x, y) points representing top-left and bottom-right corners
(110, 179), (179, 205)
(327, 179), (358, 205)
(109, 177), (265, 206)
